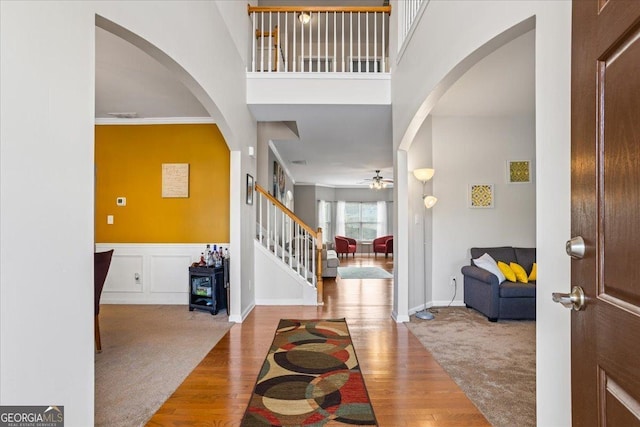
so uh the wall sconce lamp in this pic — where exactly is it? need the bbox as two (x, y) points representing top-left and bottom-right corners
(298, 12), (311, 24)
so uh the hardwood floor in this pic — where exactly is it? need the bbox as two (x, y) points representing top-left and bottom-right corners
(146, 255), (489, 426)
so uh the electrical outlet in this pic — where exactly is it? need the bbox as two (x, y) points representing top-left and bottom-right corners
(450, 276), (457, 287)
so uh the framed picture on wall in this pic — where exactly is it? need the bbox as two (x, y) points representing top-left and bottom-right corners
(469, 184), (494, 208)
(507, 160), (531, 183)
(246, 174), (254, 205)
(272, 160), (286, 201)
(273, 161), (279, 199)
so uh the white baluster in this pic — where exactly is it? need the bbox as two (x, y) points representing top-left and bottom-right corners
(357, 12), (361, 72)
(259, 193), (263, 245)
(268, 12), (273, 72)
(325, 12), (328, 72)
(333, 12), (337, 73)
(260, 12), (265, 72)
(374, 11), (377, 72)
(341, 12), (345, 72)
(349, 12), (353, 73)
(382, 11), (386, 72)
(309, 11), (312, 71)
(276, 12), (280, 72)
(366, 12), (369, 72)
(252, 13), (256, 72)
(284, 12), (288, 72)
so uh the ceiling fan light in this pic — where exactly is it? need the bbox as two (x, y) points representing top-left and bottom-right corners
(413, 168), (435, 183)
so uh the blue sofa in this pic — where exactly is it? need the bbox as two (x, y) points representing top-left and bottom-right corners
(461, 246), (536, 322)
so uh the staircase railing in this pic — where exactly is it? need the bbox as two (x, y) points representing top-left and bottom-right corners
(254, 184), (324, 304)
(248, 5), (392, 73)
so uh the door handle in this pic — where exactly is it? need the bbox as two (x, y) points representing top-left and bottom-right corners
(566, 236), (585, 259)
(552, 286), (586, 311)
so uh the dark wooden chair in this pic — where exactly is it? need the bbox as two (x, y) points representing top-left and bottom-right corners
(94, 249), (114, 352)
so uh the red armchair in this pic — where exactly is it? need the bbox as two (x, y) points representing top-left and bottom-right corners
(335, 236), (357, 258)
(373, 235), (393, 258)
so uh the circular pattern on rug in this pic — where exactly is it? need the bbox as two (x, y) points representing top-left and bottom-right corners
(274, 350), (348, 375)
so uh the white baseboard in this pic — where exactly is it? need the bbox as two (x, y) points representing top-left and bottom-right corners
(229, 302), (255, 323)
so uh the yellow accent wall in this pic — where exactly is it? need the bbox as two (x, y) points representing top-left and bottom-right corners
(95, 124), (230, 243)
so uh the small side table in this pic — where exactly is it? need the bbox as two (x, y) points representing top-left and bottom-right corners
(188, 265), (227, 315)
(360, 240), (373, 257)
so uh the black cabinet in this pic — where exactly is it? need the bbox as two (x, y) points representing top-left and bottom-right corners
(188, 261), (228, 315)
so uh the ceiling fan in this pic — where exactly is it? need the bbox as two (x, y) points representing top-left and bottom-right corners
(364, 170), (393, 189)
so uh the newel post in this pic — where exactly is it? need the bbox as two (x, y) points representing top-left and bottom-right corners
(316, 227), (324, 305)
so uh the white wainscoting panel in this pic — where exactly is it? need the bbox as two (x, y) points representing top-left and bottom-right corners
(151, 254), (192, 293)
(96, 243), (228, 305)
(104, 254), (144, 293)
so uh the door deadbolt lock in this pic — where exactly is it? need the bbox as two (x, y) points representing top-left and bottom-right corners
(566, 236), (586, 259)
(552, 286), (586, 311)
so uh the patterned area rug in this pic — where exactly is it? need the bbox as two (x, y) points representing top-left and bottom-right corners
(337, 267), (392, 280)
(241, 318), (378, 426)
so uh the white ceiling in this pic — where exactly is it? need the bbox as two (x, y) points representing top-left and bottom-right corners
(95, 21), (534, 187)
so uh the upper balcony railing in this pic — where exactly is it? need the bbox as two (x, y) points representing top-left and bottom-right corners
(248, 5), (391, 73)
(399, 0), (427, 48)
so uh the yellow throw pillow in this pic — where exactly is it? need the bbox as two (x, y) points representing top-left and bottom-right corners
(529, 263), (537, 281)
(510, 262), (529, 283)
(497, 261), (516, 282)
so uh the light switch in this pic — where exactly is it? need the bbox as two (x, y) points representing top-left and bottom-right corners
(116, 197), (126, 206)
(107, 215), (114, 225)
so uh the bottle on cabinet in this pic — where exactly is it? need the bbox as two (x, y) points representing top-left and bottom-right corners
(199, 244), (229, 268)
(205, 244), (213, 267)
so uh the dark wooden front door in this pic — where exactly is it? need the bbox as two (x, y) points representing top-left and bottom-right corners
(571, 1), (640, 425)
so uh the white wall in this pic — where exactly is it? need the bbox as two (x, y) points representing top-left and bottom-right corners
(431, 116), (535, 307)
(391, 1), (572, 424)
(254, 243), (316, 306)
(0, 4), (95, 424)
(0, 1), (255, 424)
(293, 185), (318, 227)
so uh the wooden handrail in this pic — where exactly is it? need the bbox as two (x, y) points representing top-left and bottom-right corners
(248, 5), (391, 15)
(255, 184), (316, 236)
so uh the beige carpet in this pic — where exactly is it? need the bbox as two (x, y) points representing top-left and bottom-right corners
(95, 305), (232, 427)
(406, 307), (536, 427)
